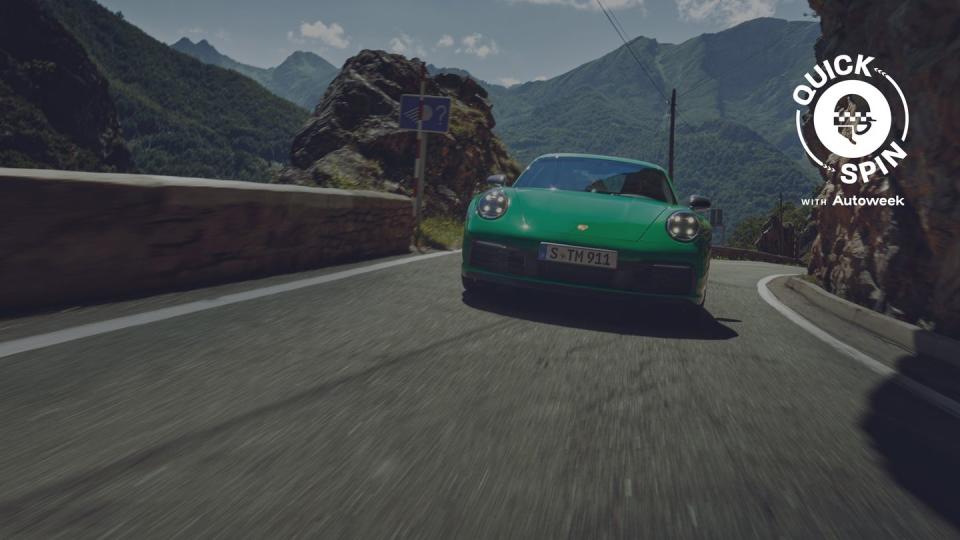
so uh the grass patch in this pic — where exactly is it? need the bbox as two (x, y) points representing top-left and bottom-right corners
(420, 217), (464, 250)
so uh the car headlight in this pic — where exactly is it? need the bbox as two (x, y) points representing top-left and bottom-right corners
(477, 189), (509, 219)
(666, 211), (700, 242)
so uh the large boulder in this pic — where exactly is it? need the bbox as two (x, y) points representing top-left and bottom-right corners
(804, 0), (960, 337)
(277, 50), (520, 217)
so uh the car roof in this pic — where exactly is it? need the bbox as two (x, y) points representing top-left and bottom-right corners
(532, 153), (667, 175)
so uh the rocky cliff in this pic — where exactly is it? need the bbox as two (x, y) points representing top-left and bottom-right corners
(804, 0), (960, 338)
(278, 50), (520, 217)
(0, 0), (130, 171)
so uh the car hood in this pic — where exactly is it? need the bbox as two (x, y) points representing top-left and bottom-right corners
(510, 188), (669, 241)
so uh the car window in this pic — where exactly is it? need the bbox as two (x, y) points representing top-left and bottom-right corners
(514, 157), (675, 203)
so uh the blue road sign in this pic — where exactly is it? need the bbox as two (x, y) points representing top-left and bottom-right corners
(399, 94), (452, 133)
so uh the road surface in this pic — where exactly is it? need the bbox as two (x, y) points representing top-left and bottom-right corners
(1, 254), (958, 538)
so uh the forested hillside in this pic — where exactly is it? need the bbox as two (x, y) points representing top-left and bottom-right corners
(0, 0), (129, 171)
(46, 0), (308, 181)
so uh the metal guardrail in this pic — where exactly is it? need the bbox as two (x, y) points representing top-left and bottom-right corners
(711, 246), (803, 266)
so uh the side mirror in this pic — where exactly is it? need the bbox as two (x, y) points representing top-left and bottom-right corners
(688, 194), (711, 210)
(485, 174), (506, 187)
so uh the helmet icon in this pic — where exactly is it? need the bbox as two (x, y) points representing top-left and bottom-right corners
(833, 94), (875, 144)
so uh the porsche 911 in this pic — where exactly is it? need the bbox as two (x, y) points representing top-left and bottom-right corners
(461, 153), (712, 305)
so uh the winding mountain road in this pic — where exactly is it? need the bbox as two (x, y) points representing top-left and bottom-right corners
(1, 253), (958, 538)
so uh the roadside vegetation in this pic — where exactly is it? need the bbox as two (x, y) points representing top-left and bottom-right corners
(420, 217), (464, 250)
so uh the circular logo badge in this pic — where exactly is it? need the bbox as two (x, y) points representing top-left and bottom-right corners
(792, 54), (909, 183)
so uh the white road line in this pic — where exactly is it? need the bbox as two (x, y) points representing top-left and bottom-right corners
(0, 250), (459, 360)
(758, 274), (960, 420)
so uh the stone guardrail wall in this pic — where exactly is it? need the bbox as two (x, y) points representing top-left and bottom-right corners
(0, 168), (413, 311)
(784, 277), (960, 366)
(712, 246), (803, 266)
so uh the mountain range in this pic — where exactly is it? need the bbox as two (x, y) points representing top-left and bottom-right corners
(3, 1), (821, 234)
(171, 38), (338, 110)
(491, 18), (820, 159)
(26, 0), (308, 181)
(487, 17), (823, 231)
(167, 45), (486, 114)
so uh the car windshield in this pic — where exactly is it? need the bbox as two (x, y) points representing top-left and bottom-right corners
(513, 157), (676, 203)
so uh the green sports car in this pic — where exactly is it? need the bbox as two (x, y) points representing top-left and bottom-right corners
(461, 153), (712, 305)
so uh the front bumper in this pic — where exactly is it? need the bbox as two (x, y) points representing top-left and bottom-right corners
(462, 237), (708, 304)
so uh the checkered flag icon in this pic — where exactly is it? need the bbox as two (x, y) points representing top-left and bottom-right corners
(834, 110), (875, 126)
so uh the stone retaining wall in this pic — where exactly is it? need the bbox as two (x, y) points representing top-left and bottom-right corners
(0, 168), (412, 311)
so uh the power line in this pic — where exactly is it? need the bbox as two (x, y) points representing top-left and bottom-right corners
(607, 5), (632, 45)
(595, 0), (670, 105)
(594, 0), (682, 175)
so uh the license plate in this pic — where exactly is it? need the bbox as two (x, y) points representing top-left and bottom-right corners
(538, 243), (618, 269)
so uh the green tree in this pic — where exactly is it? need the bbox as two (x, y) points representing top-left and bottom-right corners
(728, 216), (766, 249)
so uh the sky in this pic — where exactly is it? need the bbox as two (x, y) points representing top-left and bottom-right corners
(96, 0), (814, 86)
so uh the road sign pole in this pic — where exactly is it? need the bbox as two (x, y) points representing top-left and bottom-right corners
(414, 64), (427, 247)
(398, 81), (450, 249)
(417, 129), (427, 242)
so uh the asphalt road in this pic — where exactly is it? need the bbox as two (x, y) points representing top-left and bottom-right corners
(1, 254), (959, 538)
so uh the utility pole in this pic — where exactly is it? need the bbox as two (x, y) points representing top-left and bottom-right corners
(413, 63), (427, 247)
(668, 88), (676, 183)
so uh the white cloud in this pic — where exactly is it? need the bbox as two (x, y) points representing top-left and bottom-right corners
(436, 34), (455, 48)
(533, 75), (549, 81)
(286, 30), (304, 45)
(299, 19), (350, 49)
(499, 77), (522, 87)
(457, 33), (499, 59)
(389, 34), (427, 58)
(508, 0), (644, 10)
(389, 37), (408, 54)
(674, 0), (776, 26)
